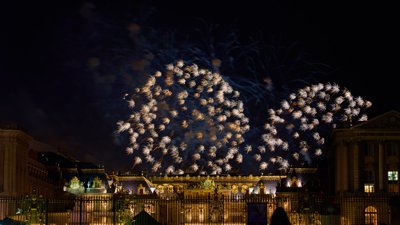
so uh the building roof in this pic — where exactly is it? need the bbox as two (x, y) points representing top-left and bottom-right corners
(0, 217), (27, 225)
(351, 110), (400, 129)
(128, 210), (161, 225)
(252, 178), (279, 194)
(116, 175), (156, 195)
(38, 151), (76, 168)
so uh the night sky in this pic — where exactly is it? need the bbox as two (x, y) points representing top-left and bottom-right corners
(1, 1), (398, 172)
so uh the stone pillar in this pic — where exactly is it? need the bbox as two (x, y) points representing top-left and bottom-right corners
(3, 139), (17, 196)
(351, 142), (360, 191)
(335, 142), (342, 192)
(11, 140), (17, 196)
(335, 141), (348, 192)
(342, 142), (349, 191)
(378, 142), (384, 191)
(0, 142), (4, 193)
(0, 131), (31, 196)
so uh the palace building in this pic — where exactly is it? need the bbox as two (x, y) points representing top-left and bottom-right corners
(0, 125), (61, 198)
(1, 111), (400, 225)
(330, 110), (400, 225)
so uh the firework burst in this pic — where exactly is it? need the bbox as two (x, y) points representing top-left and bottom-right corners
(257, 83), (371, 170)
(117, 61), (249, 175)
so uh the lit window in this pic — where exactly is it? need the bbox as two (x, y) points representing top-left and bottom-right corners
(71, 176), (80, 189)
(138, 184), (145, 195)
(365, 206), (377, 225)
(259, 182), (265, 194)
(92, 177), (102, 188)
(364, 183), (374, 193)
(199, 207), (204, 222)
(157, 185), (164, 194)
(388, 171), (398, 181)
(232, 185), (238, 194)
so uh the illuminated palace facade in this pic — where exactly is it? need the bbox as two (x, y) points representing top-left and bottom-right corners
(1, 111), (400, 225)
(330, 110), (400, 225)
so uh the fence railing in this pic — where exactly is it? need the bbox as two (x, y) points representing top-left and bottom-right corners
(0, 192), (398, 225)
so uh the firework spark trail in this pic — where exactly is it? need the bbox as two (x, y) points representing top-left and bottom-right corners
(117, 61), (250, 175)
(256, 83), (371, 171)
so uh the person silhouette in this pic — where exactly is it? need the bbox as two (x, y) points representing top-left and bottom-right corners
(270, 207), (291, 225)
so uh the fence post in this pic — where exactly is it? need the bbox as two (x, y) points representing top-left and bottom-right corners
(180, 198), (184, 225)
(208, 193), (211, 225)
(79, 197), (83, 225)
(45, 198), (49, 225)
(113, 196), (116, 225)
(221, 195), (224, 225)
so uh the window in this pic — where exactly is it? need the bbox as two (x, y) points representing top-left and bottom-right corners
(364, 206), (377, 225)
(92, 177), (102, 188)
(364, 171), (374, 182)
(365, 143), (375, 157)
(290, 176), (299, 188)
(388, 171), (398, 182)
(388, 142), (398, 156)
(199, 207), (205, 222)
(232, 185), (238, 194)
(388, 183), (399, 193)
(157, 185), (164, 194)
(364, 183), (374, 193)
(71, 176), (80, 189)
(138, 184), (145, 195)
(259, 182), (266, 194)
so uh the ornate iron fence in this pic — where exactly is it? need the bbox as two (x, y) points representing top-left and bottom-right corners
(0, 192), (398, 225)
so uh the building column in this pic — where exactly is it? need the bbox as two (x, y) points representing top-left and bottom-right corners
(11, 141), (17, 196)
(343, 142), (349, 191)
(378, 142), (384, 191)
(3, 140), (17, 196)
(335, 142), (342, 192)
(0, 145), (4, 193)
(336, 141), (348, 192)
(2, 144), (9, 194)
(351, 142), (360, 191)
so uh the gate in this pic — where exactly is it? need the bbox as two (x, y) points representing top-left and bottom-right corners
(0, 192), (357, 225)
